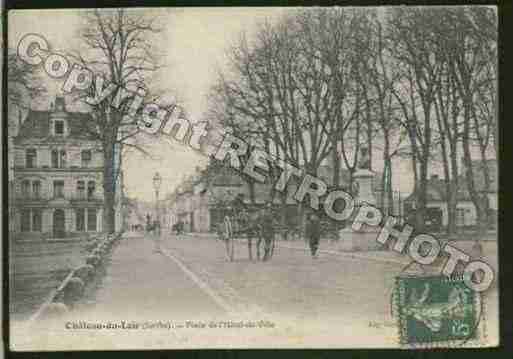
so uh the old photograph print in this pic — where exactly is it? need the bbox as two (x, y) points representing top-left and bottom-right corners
(6, 7), (499, 350)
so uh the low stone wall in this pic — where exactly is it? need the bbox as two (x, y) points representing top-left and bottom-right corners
(29, 232), (124, 323)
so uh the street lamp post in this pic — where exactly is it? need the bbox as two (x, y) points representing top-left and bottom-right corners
(153, 172), (162, 252)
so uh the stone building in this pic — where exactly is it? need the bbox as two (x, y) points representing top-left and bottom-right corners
(11, 96), (123, 239)
(168, 162), (394, 233)
(403, 159), (498, 230)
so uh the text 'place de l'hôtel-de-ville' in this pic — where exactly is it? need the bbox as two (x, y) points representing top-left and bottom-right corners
(8, 96), (124, 240)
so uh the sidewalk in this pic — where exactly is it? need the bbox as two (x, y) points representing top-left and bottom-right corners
(177, 231), (498, 268)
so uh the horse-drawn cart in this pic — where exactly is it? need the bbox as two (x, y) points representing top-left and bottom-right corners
(216, 210), (276, 262)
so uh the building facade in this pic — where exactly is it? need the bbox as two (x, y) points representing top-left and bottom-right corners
(11, 96), (123, 239)
(168, 163), (397, 233)
(404, 159), (498, 230)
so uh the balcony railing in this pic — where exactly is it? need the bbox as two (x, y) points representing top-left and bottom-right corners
(70, 194), (104, 203)
(13, 194), (104, 203)
(14, 165), (103, 171)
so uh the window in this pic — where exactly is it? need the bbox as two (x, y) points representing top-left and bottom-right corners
(21, 209), (31, 232)
(21, 180), (30, 199)
(32, 209), (42, 231)
(55, 120), (64, 135)
(87, 208), (97, 231)
(81, 150), (92, 167)
(26, 149), (37, 168)
(53, 180), (64, 198)
(32, 180), (41, 199)
(77, 181), (85, 199)
(456, 208), (465, 226)
(51, 150), (59, 168)
(87, 181), (96, 200)
(51, 149), (66, 168)
(76, 208), (85, 231)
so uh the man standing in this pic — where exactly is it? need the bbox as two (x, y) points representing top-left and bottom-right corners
(306, 213), (321, 258)
(146, 213), (151, 233)
(259, 203), (275, 261)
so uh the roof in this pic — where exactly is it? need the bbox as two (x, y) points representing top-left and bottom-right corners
(14, 109), (96, 142)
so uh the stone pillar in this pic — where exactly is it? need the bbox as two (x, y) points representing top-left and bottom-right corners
(339, 169), (381, 251)
(352, 169), (376, 206)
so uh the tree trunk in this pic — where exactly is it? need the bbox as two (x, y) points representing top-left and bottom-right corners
(386, 160), (393, 216)
(479, 148), (491, 230)
(447, 150), (459, 237)
(248, 180), (256, 204)
(332, 143), (341, 188)
(382, 131), (391, 216)
(103, 140), (116, 234)
(462, 100), (487, 235)
(415, 158), (428, 232)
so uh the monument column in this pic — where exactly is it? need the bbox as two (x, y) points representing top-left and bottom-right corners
(339, 148), (383, 251)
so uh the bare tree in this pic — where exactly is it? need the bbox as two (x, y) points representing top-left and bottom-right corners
(71, 9), (164, 233)
(355, 13), (405, 215)
(445, 7), (497, 234)
(7, 52), (45, 109)
(389, 7), (443, 231)
(209, 9), (372, 237)
(7, 51), (46, 135)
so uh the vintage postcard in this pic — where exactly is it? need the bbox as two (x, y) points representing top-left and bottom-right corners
(6, 6), (499, 350)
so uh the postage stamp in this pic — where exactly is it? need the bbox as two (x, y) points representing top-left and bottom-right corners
(395, 275), (482, 347)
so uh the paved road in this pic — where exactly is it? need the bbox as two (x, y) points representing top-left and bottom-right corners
(74, 232), (226, 321)
(163, 233), (402, 322)
(12, 231), (498, 350)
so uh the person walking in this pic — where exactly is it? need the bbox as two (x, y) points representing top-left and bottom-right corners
(146, 213), (152, 234)
(306, 213), (321, 258)
(259, 203), (275, 261)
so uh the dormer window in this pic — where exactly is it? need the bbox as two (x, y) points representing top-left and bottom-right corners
(55, 120), (64, 136)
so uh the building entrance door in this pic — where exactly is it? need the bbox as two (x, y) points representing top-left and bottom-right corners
(53, 209), (65, 238)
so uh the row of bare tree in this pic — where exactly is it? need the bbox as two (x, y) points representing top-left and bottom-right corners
(206, 7), (497, 235)
(8, 7), (497, 235)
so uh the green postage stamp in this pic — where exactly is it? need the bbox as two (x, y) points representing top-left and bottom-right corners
(395, 274), (483, 347)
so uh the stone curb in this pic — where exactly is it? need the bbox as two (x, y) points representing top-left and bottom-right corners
(28, 232), (124, 324)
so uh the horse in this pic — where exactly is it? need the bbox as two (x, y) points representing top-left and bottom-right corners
(217, 208), (275, 262)
(146, 221), (160, 235)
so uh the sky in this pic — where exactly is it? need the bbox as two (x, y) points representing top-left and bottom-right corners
(8, 7), (418, 201)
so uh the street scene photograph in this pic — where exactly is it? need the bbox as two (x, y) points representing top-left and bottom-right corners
(6, 6), (499, 350)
